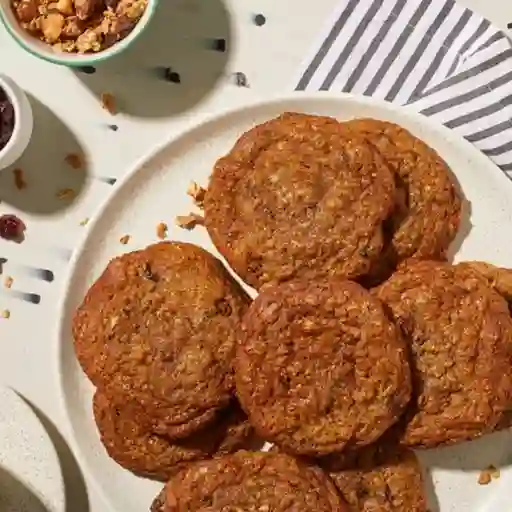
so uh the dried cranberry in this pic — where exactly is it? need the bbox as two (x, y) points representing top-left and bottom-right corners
(0, 88), (15, 151)
(0, 214), (26, 242)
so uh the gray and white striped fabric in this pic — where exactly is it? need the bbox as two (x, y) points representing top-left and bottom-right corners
(295, 0), (512, 175)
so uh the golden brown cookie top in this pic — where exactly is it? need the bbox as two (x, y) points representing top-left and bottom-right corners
(73, 242), (251, 438)
(322, 443), (428, 512)
(161, 451), (348, 511)
(345, 119), (461, 283)
(235, 279), (411, 456)
(204, 112), (396, 289)
(93, 391), (252, 482)
(376, 260), (512, 447)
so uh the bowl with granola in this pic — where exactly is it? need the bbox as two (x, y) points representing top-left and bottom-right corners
(0, 0), (157, 66)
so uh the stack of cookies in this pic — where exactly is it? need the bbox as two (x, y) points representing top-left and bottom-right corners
(73, 113), (512, 512)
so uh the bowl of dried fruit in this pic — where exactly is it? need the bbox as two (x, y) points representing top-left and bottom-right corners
(0, 74), (33, 171)
(0, 0), (157, 66)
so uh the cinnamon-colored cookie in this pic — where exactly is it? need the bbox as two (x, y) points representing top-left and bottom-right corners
(344, 119), (461, 284)
(157, 451), (348, 511)
(204, 112), (396, 289)
(375, 260), (512, 447)
(73, 241), (251, 438)
(93, 391), (252, 481)
(235, 279), (411, 456)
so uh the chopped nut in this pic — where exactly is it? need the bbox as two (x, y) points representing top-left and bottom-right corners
(2, 309), (10, 319)
(156, 222), (168, 240)
(176, 213), (204, 230)
(100, 92), (117, 115)
(40, 12), (65, 43)
(56, 0), (74, 15)
(56, 188), (76, 200)
(478, 469), (492, 485)
(187, 181), (206, 208)
(79, 217), (90, 226)
(75, 27), (101, 52)
(73, 0), (101, 20)
(4, 276), (13, 289)
(13, 168), (27, 190)
(65, 153), (83, 169)
(119, 234), (130, 245)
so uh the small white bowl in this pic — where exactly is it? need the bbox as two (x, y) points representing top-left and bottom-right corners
(0, 0), (158, 67)
(0, 74), (33, 171)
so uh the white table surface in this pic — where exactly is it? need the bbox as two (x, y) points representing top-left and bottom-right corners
(0, 1), (511, 510)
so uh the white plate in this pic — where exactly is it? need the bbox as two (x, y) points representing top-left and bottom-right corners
(56, 93), (512, 512)
(0, 386), (65, 512)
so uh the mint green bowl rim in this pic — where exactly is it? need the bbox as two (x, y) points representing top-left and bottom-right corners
(0, 0), (159, 67)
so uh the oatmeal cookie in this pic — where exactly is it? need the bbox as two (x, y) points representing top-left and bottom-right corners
(235, 279), (412, 456)
(73, 242), (251, 438)
(158, 451), (348, 511)
(375, 260), (512, 447)
(204, 112), (396, 289)
(322, 443), (428, 512)
(344, 119), (461, 283)
(93, 391), (252, 481)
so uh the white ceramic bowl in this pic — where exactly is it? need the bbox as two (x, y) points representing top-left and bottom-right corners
(0, 74), (33, 171)
(0, 0), (158, 67)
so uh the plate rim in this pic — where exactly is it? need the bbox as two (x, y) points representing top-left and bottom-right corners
(54, 91), (512, 511)
(0, 385), (65, 512)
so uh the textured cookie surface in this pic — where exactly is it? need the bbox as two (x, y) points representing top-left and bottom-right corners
(322, 443), (428, 512)
(73, 241), (251, 438)
(93, 391), (252, 481)
(376, 260), (512, 447)
(204, 112), (396, 289)
(344, 119), (461, 283)
(160, 451), (348, 511)
(236, 279), (412, 455)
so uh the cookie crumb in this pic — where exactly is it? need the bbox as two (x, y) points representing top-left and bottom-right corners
(13, 168), (26, 190)
(56, 188), (76, 200)
(101, 92), (117, 114)
(478, 469), (492, 485)
(156, 222), (168, 239)
(79, 218), (90, 226)
(65, 153), (83, 169)
(160, 67), (181, 83)
(187, 181), (206, 208)
(2, 309), (10, 319)
(176, 213), (204, 230)
(119, 234), (130, 245)
(4, 276), (13, 289)
(108, 124), (119, 132)
(488, 465), (500, 479)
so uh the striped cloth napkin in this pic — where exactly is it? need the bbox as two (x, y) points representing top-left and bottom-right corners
(294, 0), (512, 176)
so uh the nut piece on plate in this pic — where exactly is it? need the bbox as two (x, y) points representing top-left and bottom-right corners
(152, 451), (348, 511)
(203, 112), (397, 290)
(235, 279), (411, 456)
(375, 260), (512, 448)
(72, 242), (251, 439)
(321, 442), (428, 512)
(93, 390), (253, 481)
(10, 0), (149, 54)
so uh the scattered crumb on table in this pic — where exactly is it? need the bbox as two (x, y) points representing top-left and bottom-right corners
(13, 168), (26, 190)
(119, 234), (131, 245)
(80, 218), (90, 226)
(488, 465), (500, 480)
(478, 468), (493, 485)
(101, 92), (117, 115)
(2, 309), (10, 319)
(56, 188), (76, 200)
(176, 213), (204, 230)
(156, 222), (168, 239)
(65, 153), (84, 169)
(4, 276), (13, 289)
